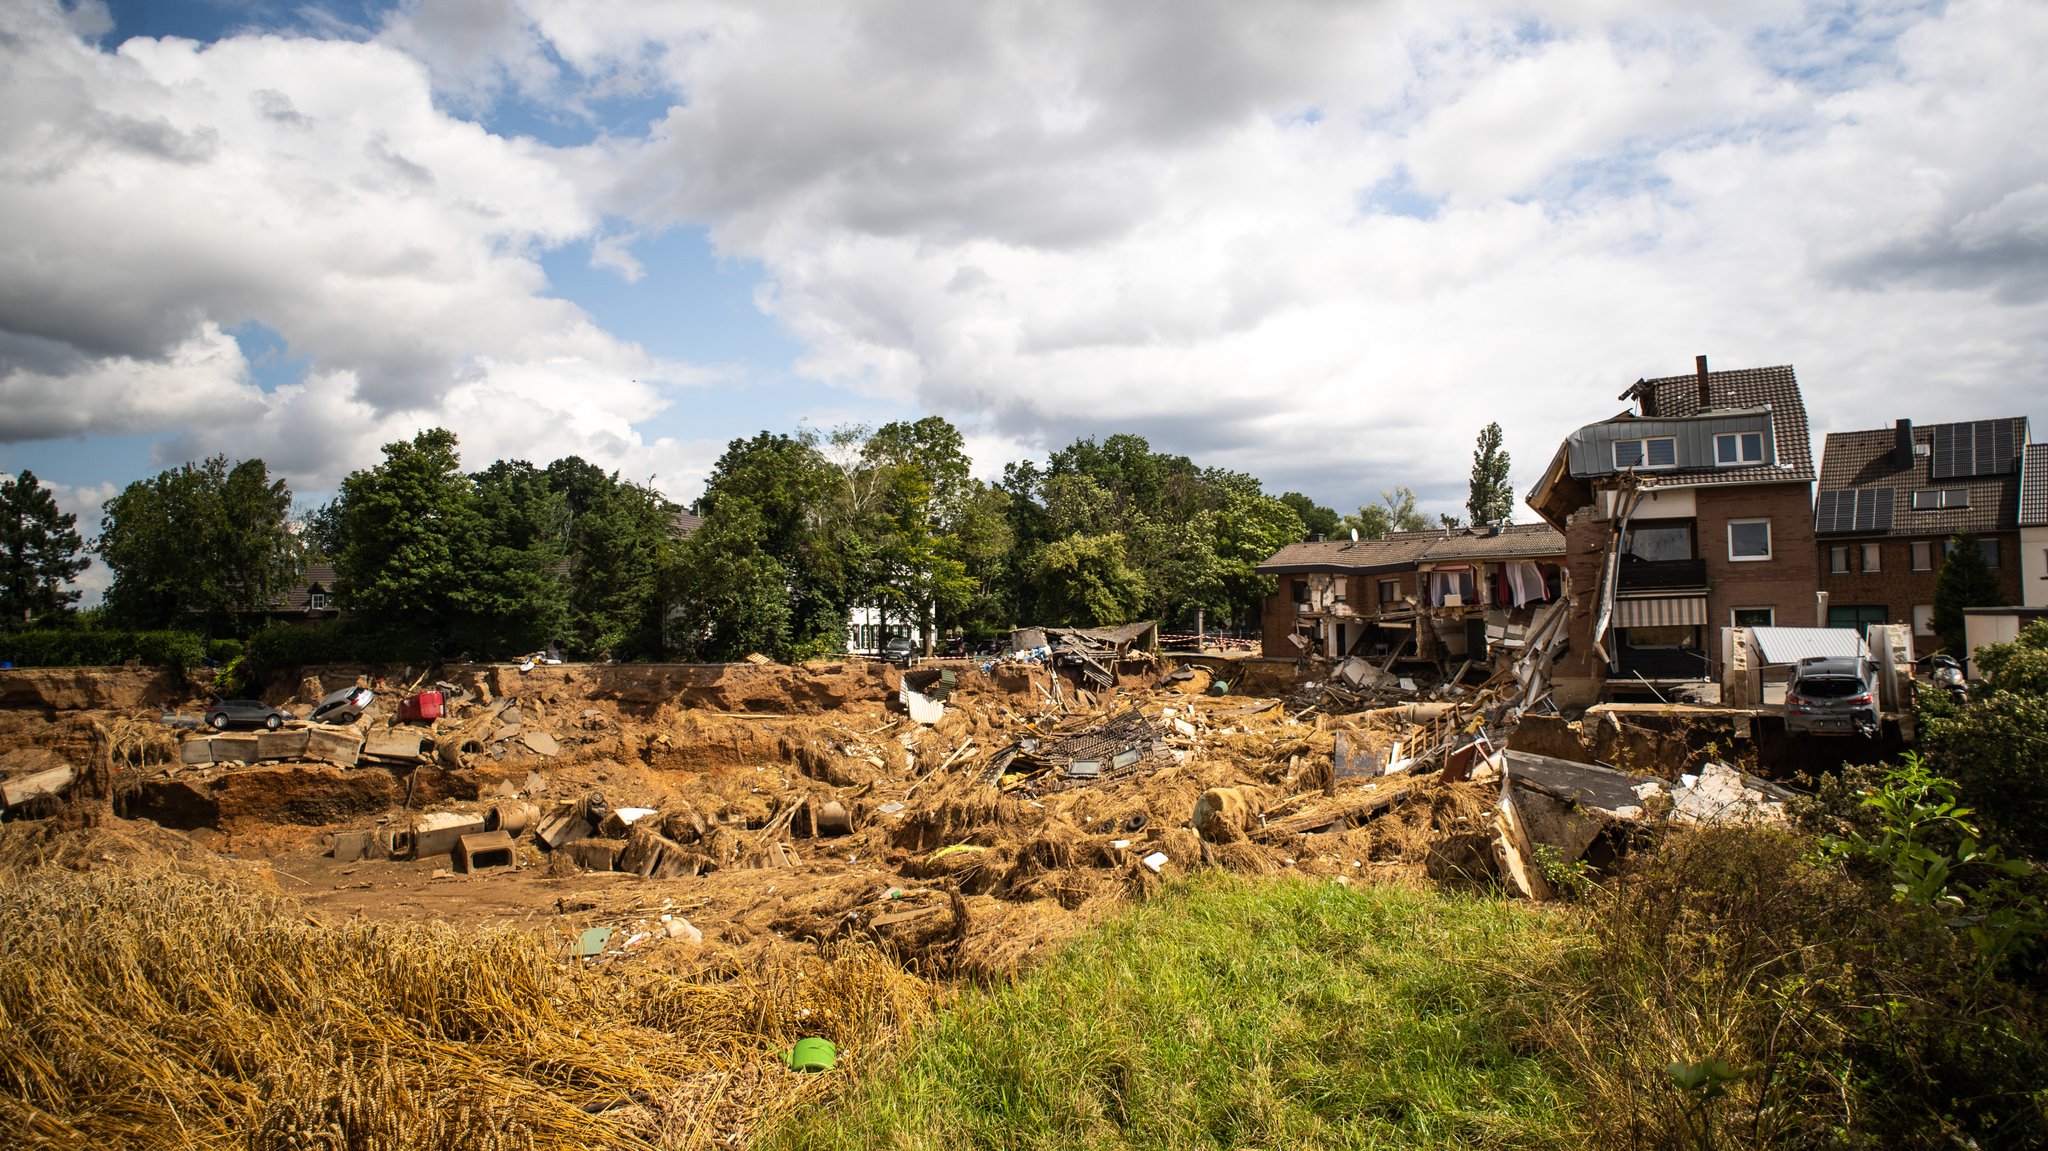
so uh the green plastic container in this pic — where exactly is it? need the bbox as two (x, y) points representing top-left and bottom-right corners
(1207, 680), (1231, 696)
(784, 1037), (836, 1073)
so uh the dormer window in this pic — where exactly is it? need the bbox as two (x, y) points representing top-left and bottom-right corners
(1614, 436), (1677, 470)
(1714, 431), (1765, 466)
(307, 586), (330, 610)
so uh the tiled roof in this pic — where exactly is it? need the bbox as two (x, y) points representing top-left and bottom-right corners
(1257, 523), (1564, 573)
(1417, 522), (1565, 561)
(283, 563), (337, 611)
(2022, 442), (2048, 528)
(674, 510), (705, 538)
(1815, 417), (2028, 538)
(1626, 364), (1814, 486)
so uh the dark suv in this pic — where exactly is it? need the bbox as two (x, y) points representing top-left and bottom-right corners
(879, 636), (917, 665)
(1784, 656), (1880, 736)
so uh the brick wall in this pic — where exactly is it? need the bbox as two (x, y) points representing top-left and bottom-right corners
(1699, 483), (1819, 629)
(1817, 530), (2024, 637)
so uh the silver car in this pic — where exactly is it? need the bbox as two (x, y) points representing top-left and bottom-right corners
(1784, 656), (1880, 737)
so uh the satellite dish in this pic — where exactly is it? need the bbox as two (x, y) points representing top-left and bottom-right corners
(1350, 528), (1359, 542)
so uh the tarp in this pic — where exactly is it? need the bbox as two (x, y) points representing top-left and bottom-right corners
(1750, 625), (1868, 666)
(1614, 595), (1707, 628)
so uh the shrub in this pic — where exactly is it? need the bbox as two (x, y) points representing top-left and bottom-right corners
(0, 628), (207, 669)
(1922, 619), (2048, 858)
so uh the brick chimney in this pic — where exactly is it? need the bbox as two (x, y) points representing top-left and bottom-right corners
(1695, 354), (1711, 410)
(1894, 419), (1914, 468)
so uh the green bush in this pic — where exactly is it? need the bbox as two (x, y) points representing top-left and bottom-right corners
(1922, 619), (2048, 858)
(0, 628), (207, 669)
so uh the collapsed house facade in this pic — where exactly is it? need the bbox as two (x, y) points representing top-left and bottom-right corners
(1812, 416), (2031, 641)
(1255, 523), (1564, 666)
(1528, 358), (1819, 705)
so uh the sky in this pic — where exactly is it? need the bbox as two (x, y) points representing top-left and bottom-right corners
(3, 0), (2046, 605)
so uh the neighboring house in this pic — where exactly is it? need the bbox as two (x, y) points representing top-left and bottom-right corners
(2022, 442), (2048, 609)
(846, 605), (924, 655)
(1813, 417), (2030, 642)
(257, 562), (340, 624)
(1254, 523), (1564, 662)
(1527, 358), (1818, 704)
(674, 510), (705, 539)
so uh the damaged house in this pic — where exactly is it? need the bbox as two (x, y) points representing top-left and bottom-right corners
(1813, 417), (2032, 641)
(1255, 523), (1564, 666)
(1527, 358), (1819, 705)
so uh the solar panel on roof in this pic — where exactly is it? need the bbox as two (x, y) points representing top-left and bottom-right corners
(1931, 423), (1965, 480)
(1933, 420), (2020, 479)
(1816, 488), (1893, 534)
(1813, 490), (1842, 534)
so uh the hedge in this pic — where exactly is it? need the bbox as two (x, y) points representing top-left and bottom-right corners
(0, 629), (223, 670)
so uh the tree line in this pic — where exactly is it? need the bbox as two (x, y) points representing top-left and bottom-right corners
(0, 420), (1526, 663)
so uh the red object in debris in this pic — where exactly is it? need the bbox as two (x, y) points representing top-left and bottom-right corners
(400, 691), (444, 721)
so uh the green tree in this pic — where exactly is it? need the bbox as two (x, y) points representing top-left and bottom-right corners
(1466, 421), (1514, 526)
(1923, 620), (2048, 858)
(546, 457), (678, 659)
(1930, 533), (2003, 657)
(661, 499), (794, 661)
(97, 457), (300, 633)
(1278, 492), (1340, 540)
(0, 470), (87, 627)
(864, 417), (978, 655)
(1341, 487), (1429, 540)
(1027, 532), (1150, 626)
(469, 461), (570, 653)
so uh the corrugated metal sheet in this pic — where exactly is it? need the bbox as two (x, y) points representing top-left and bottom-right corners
(1750, 626), (1868, 666)
(1614, 595), (1707, 628)
(1566, 407), (1775, 478)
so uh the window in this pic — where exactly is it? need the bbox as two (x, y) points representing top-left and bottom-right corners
(1623, 521), (1693, 561)
(1728, 519), (1772, 561)
(1861, 543), (1881, 573)
(1731, 607), (1774, 628)
(1290, 579), (1308, 604)
(308, 592), (329, 610)
(1911, 540), (1935, 570)
(1911, 488), (1970, 511)
(1829, 546), (1850, 574)
(1828, 604), (1888, 629)
(1378, 579), (1399, 605)
(1714, 431), (1765, 465)
(1981, 538), (2000, 569)
(1912, 605), (1935, 634)
(1614, 436), (1678, 469)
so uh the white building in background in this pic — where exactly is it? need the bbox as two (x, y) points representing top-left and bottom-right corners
(2022, 443), (2048, 609)
(846, 606), (924, 655)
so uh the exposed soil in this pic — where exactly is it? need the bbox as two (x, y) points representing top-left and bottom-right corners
(0, 654), (1512, 985)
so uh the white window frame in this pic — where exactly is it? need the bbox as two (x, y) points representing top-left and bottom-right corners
(1727, 518), (1772, 562)
(1714, 431), (1765, 466)
(1860, 542), (1881, 573)
(308, 592), (330, 610)
(1730, 607), (1774, 628)
(1910, 487), (1970, 511)
(1613, 436), (1678, 470)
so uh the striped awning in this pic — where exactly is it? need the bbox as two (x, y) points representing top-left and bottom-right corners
(1614, 595), (1707, 628)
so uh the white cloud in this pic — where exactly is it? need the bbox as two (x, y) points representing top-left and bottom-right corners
(6, 0), (2048, 525)
(0, 0), (719, 501)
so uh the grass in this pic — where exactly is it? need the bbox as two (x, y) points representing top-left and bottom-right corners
(768, 871), (1578, 1151)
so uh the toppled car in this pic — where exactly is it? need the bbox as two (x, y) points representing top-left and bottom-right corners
(309, 685), (375, 724)
(1784, 656), (1879, 737)
(204, 698), (292, 732)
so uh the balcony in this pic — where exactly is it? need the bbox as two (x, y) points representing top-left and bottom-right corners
(1616, 557), (1707, 592)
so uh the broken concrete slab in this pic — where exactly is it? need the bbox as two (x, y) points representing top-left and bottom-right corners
(255, 730), (310, 761)
(331, 829), (377, 862)
(403, 811), (487, 859)
(534, 804), (593, 850)
(455, 830), (516, 872)
(2, 764), (74, 808)
(211, 734), (260, 763)
(305, 726), (364, 768)
(179, 738), (215, 766)
(362, 731), (423, 762)
(562, 839), (620, 871)
(1670, 762), (1794, 826)
(520, 730), (560, 758)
